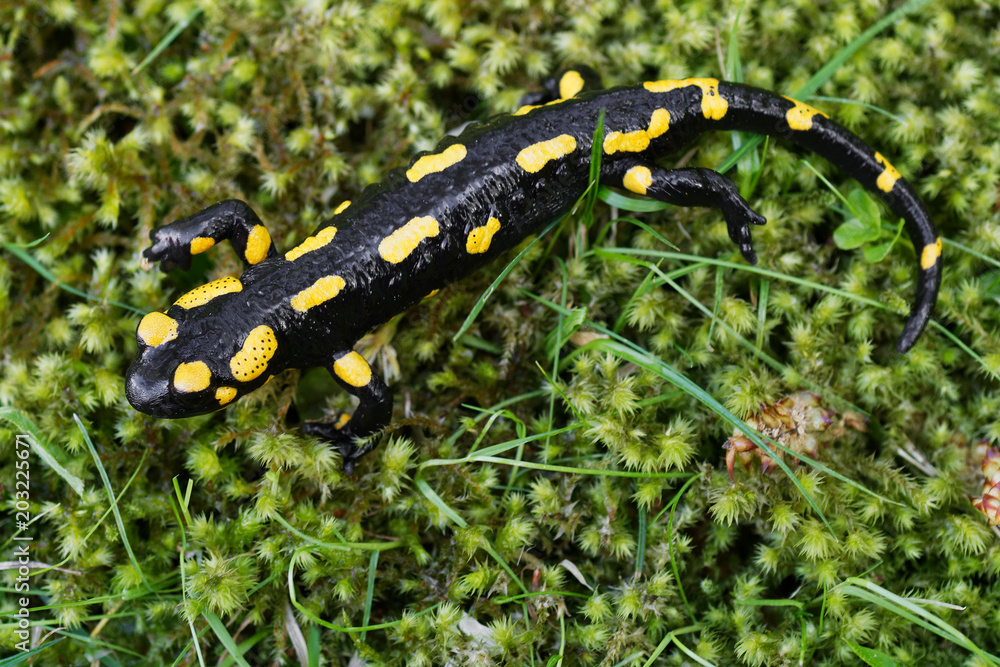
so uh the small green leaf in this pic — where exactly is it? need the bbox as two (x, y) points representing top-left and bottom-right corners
(863, 241), (893, 262)
(834, 218), (880, 249)
(846, 187), (881, 226)
(844, 640), (898, 667)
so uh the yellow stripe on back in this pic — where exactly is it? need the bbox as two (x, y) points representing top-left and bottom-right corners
(603, 109), (671, 154)
(285, 226), (338, 261)
(406, 144), (467, 183)
(874, 152), (901, 193)
(921, 237), (942, 270)
(379, 216), (440, 264)
(644, 78), (728, 120)
(466, 217), (501, 254)
(783, 97), (828, 131)
(290, 275), (346, 312)
(175, 277), (242, 309)
(516, 134), (577, 173)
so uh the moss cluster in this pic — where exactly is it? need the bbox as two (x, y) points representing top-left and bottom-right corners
(2, 0), (999, 664)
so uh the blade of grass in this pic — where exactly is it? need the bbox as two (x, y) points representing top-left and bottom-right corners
(452, 216), (562, 342)
(203, 612), (252, 667)
(0, 408), (85, 496)
(131, 7), (203, 75)
(75, 414), (151, 592)
(3, 243), (144, 314)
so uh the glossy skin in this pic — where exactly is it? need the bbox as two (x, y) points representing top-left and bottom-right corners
(126, 68), (941, 471)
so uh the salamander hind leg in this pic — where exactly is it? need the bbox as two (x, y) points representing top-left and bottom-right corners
(606, 161), (766, 264)
(143, 199), (277, 272)
(302, 351), (392, 474)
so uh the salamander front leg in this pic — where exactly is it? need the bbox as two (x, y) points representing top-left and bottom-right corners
(143, 199), (278, 272)
(302, 351), (392, 474)
(604, 161), (767, 264)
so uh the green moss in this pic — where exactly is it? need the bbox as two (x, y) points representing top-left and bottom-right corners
(1, 0), (999, 664)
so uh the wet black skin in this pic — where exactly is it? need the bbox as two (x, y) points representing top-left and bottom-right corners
(126, 68), (941, 472)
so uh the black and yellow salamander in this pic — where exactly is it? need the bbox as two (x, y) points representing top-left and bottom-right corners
(126, 68), (942, 471)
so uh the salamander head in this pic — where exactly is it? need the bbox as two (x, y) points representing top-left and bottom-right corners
(126, 284), (281, 418)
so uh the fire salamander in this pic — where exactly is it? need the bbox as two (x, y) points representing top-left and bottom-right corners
(126, 67), (941, 472)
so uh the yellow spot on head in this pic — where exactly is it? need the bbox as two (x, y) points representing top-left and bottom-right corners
(290, 275), (346, 312)
(174, 361), (211, 393)
(425, 289), (439, 299)
(513, 104), (541, 116)
(643, 78), (727, 120)
(245, 224), (271, 264)
(874, 152), (901, 193)
(285, 226), (338, 261)
(333, 351), (372, 388)
(335, 413), (352, 430)
(623, 166), (653, 195)
(466, 217), (501, 254)
(559, 70), (585, 99)
(137, 312), (178, 347)
(379, 216), (440, 264)
(920, 237), (942, 270)
(334, 200), (351, 215)
(190, 237), (215, 254)
(783, 97), (828, 131)
(215, 386), (237, 406)
(406, 144), (468, 183)
(516, 134), (578, 173)
(603, 109), (671, 155)
(230, 325), (278, 382)
(175, 277), (242, 309)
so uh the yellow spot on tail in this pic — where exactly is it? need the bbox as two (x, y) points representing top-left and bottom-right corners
(406, 144), (467, 183)
(425, 289), (439, 299)
(175, 277), (242, 309)
(559, 70), (585, 99)
(920, 237), (942, 270)
(290, 275), (346, 312)
(137, 312), (178, 347)
(334, 351), (372, 388)
(230, 325), (277, 382)
(875, 152), (901, 193)
(335, 413), (352, 430)
(603, 108), (671, 154)
(245, 224), (271, 264)
(623, 166), (653, 195)
(190, 237), (215, 254)
(285, 226), (338, 261)
(466, 217), (501, 254)
(516, 134), (578, 173)
(513, 104), (540, 116)
(783, 97), (828, 131)
(334, 200), (351, 215)
(379, 216), (440, 264)
(643, 78), (728, 120)
(215, 386), (237, 405)
(174, 361), (211, 393)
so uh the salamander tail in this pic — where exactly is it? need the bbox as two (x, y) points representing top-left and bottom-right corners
(715, 83), (941, 352)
